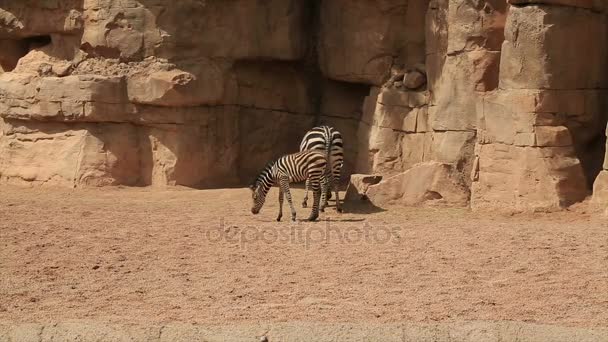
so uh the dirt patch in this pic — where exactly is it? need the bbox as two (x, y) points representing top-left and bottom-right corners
(0, 186), (607, 327)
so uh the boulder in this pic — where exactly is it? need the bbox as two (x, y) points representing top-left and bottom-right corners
(366, 162), (469, 207)
(344, 174), (383, 201)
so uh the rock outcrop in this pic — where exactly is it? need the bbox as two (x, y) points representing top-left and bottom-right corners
(0, 0), (606, 212)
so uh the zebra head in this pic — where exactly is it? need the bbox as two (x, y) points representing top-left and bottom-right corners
(249, 160), (275, 215)
(249, 182), (267, 214)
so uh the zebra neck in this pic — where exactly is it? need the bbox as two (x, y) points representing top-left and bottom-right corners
(258, 164), (277, 195)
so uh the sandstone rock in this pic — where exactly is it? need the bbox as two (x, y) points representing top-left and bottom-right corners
(0, 74), (131, 122)
(232, 62), (314, 115)
(368, 125), (403, 175)
(0, 1), (83, 38)
(0, 120), (139, 187)
(535, 126), (573, 147)
(471, 143), (589, 212)
(591, 171), (608, 205)
(344, 174), (383, 201)
(0, 0), (606, 213)
(127, 63), (225, 107)
(431, 131), (477, 165)
(366, 162), (469, 207)
(508, 0), (607, 12)
(403, 70), (426, 90)
(318, 0), (427, 85)
(500, 5), (608, 90)
(400, 132), (431, 170)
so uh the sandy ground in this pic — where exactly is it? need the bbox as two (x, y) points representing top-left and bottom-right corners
(0, 185), (607, 328)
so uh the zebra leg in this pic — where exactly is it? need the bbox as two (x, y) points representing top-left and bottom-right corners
(308, 179), (321, 221)
(321, 170), (333, 210)
(302, 178), (310, 208)
(334, 163), (343, 213)
(280, 176), (297, 221)
(277, 187), (284, 222)
(319, 174), (329, 212)
(333, 180), (342, 213)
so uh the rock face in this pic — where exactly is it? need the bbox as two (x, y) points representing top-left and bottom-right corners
(0, 1), (607, 212)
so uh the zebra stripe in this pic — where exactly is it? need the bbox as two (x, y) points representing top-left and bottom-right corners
(299, 126), (344, 213)
(250, 150), (329, 222)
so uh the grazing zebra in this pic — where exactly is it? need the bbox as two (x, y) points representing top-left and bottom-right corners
(250, 150), (329, 222)
(299, 126), (343, 213)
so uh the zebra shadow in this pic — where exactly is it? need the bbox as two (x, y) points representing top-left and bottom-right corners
(339, 199), (387, 215)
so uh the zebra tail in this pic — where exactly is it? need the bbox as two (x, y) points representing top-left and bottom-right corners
(324, 127), (332, 176)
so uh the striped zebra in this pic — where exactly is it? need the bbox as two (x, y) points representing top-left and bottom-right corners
(299, 126), (343, 213)
(250, 150), (329, 222)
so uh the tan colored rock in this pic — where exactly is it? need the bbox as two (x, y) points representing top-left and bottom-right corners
(366, 162), (469, 207)
(0, 1), (83, 38)
(471, 143), (588, 212)
(319, 0), (427, 85)
(0, 0), (606, 211)
(403, 70), (426, 90)
(0, 73), (131, 122)
(591, 171), (608, 205)
(427, 0), (507, 131)
(344, 174), (383, 201)
(432, 131), (477, 165)
(140, 122), (240, 188)
(0, 120), (139, 187)
(368, 125), (403, 175)
(127, 62), (226, 107)
(535, 126), (573, 147)
(400, 132), (431, 170)
(508, 0), (607, 12)
(232, 62), (314, 115)
(500, 5), (608, 90)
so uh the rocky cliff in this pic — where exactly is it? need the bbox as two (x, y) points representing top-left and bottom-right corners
(0, 0), (606, 211)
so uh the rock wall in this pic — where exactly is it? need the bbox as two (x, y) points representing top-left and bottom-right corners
(0, 1), (606, 211)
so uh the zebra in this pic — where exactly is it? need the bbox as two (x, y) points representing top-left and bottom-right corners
(250, 150), (329, 222)
(299, 126), (343, 213)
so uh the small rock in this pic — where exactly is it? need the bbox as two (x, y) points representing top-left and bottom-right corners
(37, 63), (55, 77)
(403, 70), (427, 90)
(52, 62), (73, 77)
(92, 265), (100, 270)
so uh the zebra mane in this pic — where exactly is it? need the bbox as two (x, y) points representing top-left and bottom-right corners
(250, 160), (276, 189)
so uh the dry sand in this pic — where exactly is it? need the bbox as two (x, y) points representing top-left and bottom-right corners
(1, 186), (607, 327)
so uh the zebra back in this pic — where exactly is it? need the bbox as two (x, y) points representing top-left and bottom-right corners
(300, 126), (344, 176)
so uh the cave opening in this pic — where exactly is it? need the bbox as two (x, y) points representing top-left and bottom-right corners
(0, 35), (52, 72)
(575, 132), (607, 191)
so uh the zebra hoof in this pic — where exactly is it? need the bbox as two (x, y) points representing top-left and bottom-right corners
(307, 215), (318, 221)
(337, 208), (343, 213)
(291, 215), (296, 222)
(327, 192), (333, 200)
(301, 201), (308, 208)
(276, 216), (282, 222)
